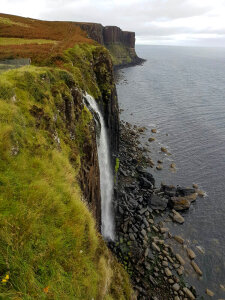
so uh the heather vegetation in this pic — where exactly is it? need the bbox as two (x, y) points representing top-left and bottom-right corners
(0, 13), (94, 64)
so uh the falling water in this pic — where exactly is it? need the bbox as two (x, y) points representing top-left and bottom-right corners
(83, 93), (114, 240)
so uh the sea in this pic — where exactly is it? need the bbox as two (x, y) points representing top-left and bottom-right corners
(116, 45), (225, 299)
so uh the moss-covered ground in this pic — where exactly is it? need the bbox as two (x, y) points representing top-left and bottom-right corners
(0, 64), (132, 299)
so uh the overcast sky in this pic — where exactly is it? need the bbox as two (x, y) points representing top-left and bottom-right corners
(1, 0), (225, 47)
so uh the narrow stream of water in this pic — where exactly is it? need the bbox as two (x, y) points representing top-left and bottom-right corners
(83, 93), (114, 240)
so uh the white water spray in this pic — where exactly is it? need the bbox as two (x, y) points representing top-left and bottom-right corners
(83, 93), (114, 240)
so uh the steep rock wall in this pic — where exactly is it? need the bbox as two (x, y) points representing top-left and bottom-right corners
(78, 23), (144, 67)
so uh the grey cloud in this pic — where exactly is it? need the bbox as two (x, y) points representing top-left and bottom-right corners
(1, 0), (225, 46)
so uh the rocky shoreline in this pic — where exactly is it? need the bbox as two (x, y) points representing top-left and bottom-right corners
(109, 121), (207, 300)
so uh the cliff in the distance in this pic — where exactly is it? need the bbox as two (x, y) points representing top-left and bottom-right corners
(78, 22), (144, 67)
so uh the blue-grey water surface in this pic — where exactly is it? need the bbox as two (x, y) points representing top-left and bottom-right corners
(116, 45), (225, 299)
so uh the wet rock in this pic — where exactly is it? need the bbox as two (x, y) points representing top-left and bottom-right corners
(139, 207), (148, 215)
(191, 261), (202, 276)
(206, 289), (214, 297)
(187, 248), (196, 260)
(176, 187), (196, 197)
(165, 268), (172, 277)
(160, 227), (169, 233)
(170, 162), (176, 168)
(139, 177), (153, 189)
(174, 297), (180, 300)
(149, 194), (168, 211)
(152, 242), (160, 252)
(183, 287), (195, 299)
(161, 147), (167, 153)
(161, 184), (176, 197)
(149, 275), (157, 286)
(175, 254), (185, 265)
(196, 245), (205, 254)
(151, 128), (157, 133)
(197, 189), (206, 197)
(173, 283), (180, 291)
(177, 267), (184, 275)
(141, 229), (147, 238)
(172, 210), (185, 224)
(138, 127), (146, 133)
(170, 196), (191, 210)
(170, 193), (198, 210)
(156, 165), (163, 170)
(162, 261), (168, 267)
(148, 137), (155, 142)
(152, 226), (159, 232)
(192, 183), (198, 189)
(157, 159), (163, 164)
(174, 235), (184, 244)
(129, 233), (135, 241)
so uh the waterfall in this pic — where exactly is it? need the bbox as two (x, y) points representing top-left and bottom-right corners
(83, 93), (114, 241)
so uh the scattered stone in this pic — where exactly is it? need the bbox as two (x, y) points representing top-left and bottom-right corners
(174, 297), (180, 300)
(152, 226), (158, 233)
(192, 183), (198, 189)
(160, 227), (169, 233)
(149, 194), (168, 211)
(172, 283), (180, 291)
(191, 261), (202, 276)
(206, 289), (214, 297)
(170, 162), (176, 168)
(157, 160), (163, 164)
(174, 235), (184, 244)
(138, 127), (146, 133)
(151, 128), (157, 133)
(162, 261), (168, 267)
(220, 284), (225, 291)
(176, 187), (196, 196)
(149, 275), (157, 286)
(165, 268), (172, 277)
(152, 242), (160, 252)
(161, 184), (176, 197)
(170, 193), (198, 211)
(144, 248), (149, 257)
(197, 189), (206, 197)
(156, 164), (163, 170)
(175, 254), (185, 265)
(129, 233), (135, 241)
(172, 210), (185, 224)
(161, 147), (167, 153)
(177, 267), (184, 275)
(148, 137), (155, 142)
(196, 245), (205, 254)
(183, 287), (195, 299)
(187, 248), (196, 260)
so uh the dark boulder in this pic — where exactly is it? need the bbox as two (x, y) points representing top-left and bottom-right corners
(149, 194), (168, 211)
(161, 184), (176, 197)
(176, 187), (196, 196)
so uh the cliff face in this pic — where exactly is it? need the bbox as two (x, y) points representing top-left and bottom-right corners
(78, 23), (143, 67)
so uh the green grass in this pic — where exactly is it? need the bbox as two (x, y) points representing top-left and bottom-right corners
(106, 44), (132, 66)
(0, 64), (132, 299)
(0, 16), (30, 27)
(0, 37), (57, 46)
